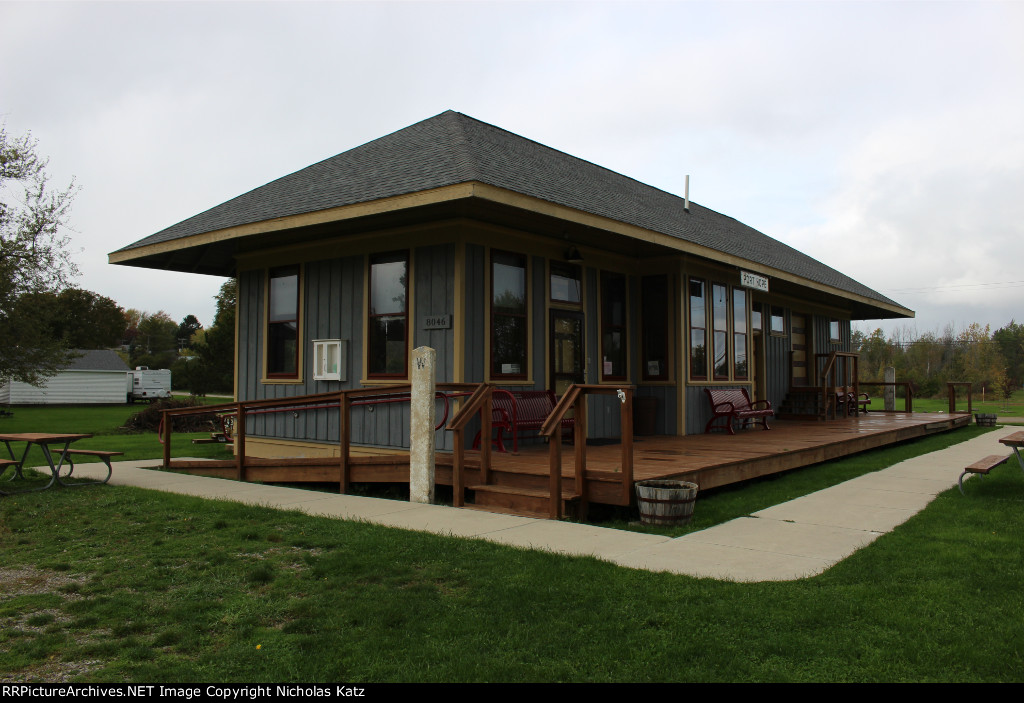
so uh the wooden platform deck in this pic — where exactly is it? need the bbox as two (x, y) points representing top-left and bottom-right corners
(168, 411), (973, 514)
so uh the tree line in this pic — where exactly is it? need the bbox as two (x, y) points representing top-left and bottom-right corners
(853, 322), (1024, 400)
(1, 123), (233, 395)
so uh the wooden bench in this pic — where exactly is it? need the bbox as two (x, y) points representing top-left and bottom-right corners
(958, 455), (1009, 495)
(474, 389), (574, 453)
(57, 449), (123, 486)
(835, 387), (870, 415)
(704, 388), (774, 435)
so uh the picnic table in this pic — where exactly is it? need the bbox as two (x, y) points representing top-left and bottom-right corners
(0, 432), (93, 495)
(999, 430), (1024, 472)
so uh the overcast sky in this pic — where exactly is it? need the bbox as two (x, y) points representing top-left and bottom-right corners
(2, 0), (1022, 339)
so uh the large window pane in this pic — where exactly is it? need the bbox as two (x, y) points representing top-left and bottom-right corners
(733, 289), (748, 380)
(369, 252), (408, 377)
(492, 251), (527, 378)
(267, 266), (299, 377)
(601, 272), (626, 380)
(688, 278), (706, 380)
(642, 275), (669, 380)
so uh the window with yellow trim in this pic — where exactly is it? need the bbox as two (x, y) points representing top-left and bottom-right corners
(267, 265), (299, 378)
(491, 250), (528, 379)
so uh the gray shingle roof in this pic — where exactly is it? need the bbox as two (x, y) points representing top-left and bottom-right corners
(114, 110), (904, 312)
(66, 350), (130, 372)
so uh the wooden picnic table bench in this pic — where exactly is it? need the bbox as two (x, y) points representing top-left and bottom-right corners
(704, 387), (774, 435)
(473, 389), (574, 453)
(59, 449), (123, 486)
(958, 455), (1009, 495)
(959, 432), (1024, 495)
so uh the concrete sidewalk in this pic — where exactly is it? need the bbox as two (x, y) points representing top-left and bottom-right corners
(55, 427), (1022, 582)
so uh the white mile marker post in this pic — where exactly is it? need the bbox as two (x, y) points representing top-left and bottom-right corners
(409, 346), (436, 504)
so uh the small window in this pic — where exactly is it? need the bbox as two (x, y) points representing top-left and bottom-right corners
(267, 266), (299, 378)
(368, 251), (408, 378)
(751, 302), (763, 332)
(491, 250), (528, 378)
(830, 319), (841, 344)
(550, 262), (581, 305)
(601, 272), (627, 380)
(313, 339), (347, 381)
(770, 306), (786, 335)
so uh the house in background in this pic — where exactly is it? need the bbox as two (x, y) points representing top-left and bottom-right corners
(110, 111), (912, 458)
(0, 350), (130, 405)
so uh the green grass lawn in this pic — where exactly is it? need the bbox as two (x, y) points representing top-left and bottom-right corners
(2, 455), (1023, 682)
(867, 388), (1024, 416)
(0, 402), (232, 483)
(2, 404), (1023, 681)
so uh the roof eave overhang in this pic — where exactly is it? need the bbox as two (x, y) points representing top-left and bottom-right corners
(109, 180), (913, 320)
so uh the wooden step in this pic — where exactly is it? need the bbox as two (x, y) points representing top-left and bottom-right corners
(469, 484), (579, 518)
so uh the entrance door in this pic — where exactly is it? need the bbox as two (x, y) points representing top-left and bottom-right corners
(550, 310), (585, 396)
(791, 312), (809, 387)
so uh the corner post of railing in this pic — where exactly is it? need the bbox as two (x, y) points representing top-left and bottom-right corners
(339, 391), (350, 494)
(573, 389), (588, 518)
(853, 356), (860, 416)
(235, 401), (246, 482)
(906, 383), (913, 413)
(966, 385), (973, 414)
(480, 385), (492, 485)
(161, 410), (172, 468)
(948, 383), (956, 414)
(548, 427), (562, 520)
(620, 386), (634, 507)
(452, 422), (465, 508)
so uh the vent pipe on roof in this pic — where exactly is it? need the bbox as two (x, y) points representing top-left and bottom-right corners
(684, 175), (690, 212)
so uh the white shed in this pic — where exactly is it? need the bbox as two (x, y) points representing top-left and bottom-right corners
(0, 350), (130, 405)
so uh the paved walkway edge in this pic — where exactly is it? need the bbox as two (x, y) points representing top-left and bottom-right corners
(41, 427), (1021, 583)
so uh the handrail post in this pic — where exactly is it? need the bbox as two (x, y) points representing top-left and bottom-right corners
(948, 383), (956, 414)
(236, 402), (246, 482)
(573, 391), (587, 519)
(162, 410), (172, 468)
(339, 392), (350, 494)
(549, 427), (562, 520)
(480, 386), (492, 485)
(453, 425), (465, 507)
(620, 388), (634, 507)
(852, 356), (860, 416)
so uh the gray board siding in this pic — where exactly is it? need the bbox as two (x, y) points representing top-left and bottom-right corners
(238, 250), (455, 451)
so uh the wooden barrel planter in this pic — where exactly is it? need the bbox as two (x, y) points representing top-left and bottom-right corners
(975, 413), (997, 427)
(636, 479), (699, 526)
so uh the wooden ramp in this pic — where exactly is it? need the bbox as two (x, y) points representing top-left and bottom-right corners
(166, 412), (972, 518)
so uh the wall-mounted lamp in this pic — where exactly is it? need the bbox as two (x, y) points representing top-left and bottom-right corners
(565, 246), (584, 264)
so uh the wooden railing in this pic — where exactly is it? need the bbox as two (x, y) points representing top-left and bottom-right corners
(539, 384), (635, 520)
(816, 352), (860, 420)
(161, 384), (484, 493)
(857, 382), (914, 412)
(446, 383), (493, 508)
(947, 382), (973, 414)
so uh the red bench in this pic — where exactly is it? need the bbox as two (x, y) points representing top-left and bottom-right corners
(474, 389), (574, 453)
(836, 386), (870, 415)
(704, 388), (774, 435)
